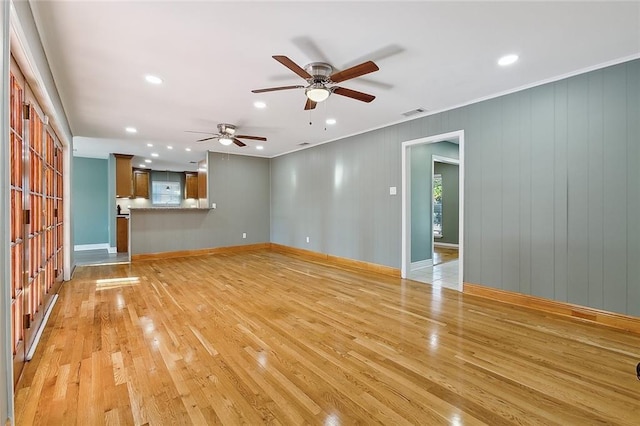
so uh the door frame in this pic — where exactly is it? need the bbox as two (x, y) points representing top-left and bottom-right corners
(401, 130), (465, 291)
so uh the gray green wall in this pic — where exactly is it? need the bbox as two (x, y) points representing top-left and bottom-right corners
(434, 162), (459, 245)
(72, 157), (108, 245)
(271, 59), (640, 317)
(130, 153), (270, 254)
(410, 141), (459, 262)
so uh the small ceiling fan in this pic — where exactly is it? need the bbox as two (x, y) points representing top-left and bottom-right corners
(189, 124), (266, 147)
(252, 55), (379, 110)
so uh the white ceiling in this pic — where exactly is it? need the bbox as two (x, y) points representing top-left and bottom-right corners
(29, 1), (640, 171)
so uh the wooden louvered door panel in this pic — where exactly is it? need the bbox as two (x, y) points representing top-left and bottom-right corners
(9, 70), (26, 386)
(10, 57), (66, 387)
(23, 104), (46, 354)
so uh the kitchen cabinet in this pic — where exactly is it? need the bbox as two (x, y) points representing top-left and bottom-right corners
(114, 154), (133, 198)
(197, 159), (207, 199)
(133, 169), (150, 198)
(116, 217), (128, 253)
(185, 172), (198, 199)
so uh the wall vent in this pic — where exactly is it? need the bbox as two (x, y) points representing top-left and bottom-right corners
(401, 108), (427, 117)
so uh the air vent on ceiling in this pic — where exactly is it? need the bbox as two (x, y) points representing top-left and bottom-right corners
(401, 108), (427, 117)
(298, 142), (310, 146)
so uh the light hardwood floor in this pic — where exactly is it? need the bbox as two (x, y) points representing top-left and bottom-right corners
(14, 250), (640, 425)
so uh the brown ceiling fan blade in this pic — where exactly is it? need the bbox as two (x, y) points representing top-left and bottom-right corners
(330, 61), (379, 83)
(232, 138), (247, 147)
(196, 136), (217, 142)
(304, 98), (317, 110)
(332, 87), (376, 103)
(236, 135), (267, 141)
(273, 55), (312, 80)
(252, 85), (305, 93)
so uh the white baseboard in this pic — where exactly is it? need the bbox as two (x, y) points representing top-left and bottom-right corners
(26, 294), (58, 361)
(108, 246), (117, 254)
(74, 243), (110, 251)
(410, 259), (433, 271)
(434, 242), (459, 249)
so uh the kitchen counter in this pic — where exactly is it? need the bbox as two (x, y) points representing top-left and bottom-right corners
(128, 207), (210, 211)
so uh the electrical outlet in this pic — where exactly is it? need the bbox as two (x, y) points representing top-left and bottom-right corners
(211, 203), (216, 209)
(242, 233), (247, 239)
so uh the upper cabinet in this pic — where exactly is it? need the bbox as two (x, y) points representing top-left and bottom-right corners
(197, 159), (207, 199)
(185, 172), (198, 199)
(114, 154), (133, 198)
(133, 169), (150, 198)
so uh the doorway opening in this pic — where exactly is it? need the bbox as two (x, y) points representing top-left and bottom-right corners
(401, 130), (465, 291)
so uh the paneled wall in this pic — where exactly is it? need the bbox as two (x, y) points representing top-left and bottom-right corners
(131, 153), (270, 255)
(271, 59), (640, 317)
(72, 157), (108, 246)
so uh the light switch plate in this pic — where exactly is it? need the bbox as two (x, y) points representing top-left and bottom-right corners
(211, 203), (216, 209)
(389, 186), (397, 195)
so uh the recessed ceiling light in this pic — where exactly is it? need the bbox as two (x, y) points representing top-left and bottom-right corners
(144, 159), (152, 163)
(145, 74), (163, 84)
(139, 164), (146, 168)
(326, 118), (337, 125)
(125, 127), (137, 133)
(147, 143), (153, 147)
(151, 153), (159, 157)
(167, 146), (173, 150)
(256, 145), (264, 150)
(185, 148), (191, 152)
(254, 101), (266, 109)
(498, 54), (519, 66)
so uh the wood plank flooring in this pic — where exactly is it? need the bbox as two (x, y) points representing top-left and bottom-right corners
(14, 250), (640, 425)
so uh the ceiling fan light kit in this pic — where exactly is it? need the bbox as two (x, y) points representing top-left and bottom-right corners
(305, 84), (330, 102)
(252, 55), (379, 109)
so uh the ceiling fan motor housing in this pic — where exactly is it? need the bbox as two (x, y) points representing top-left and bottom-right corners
(218, 123), (236, 135)
(304, 62), (333, 83)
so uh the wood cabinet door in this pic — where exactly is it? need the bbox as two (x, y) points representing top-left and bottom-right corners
(185, 172), (198, 199)
(116, 217), (129, 253)
(114, 154), (133, 198)
(134, 170), (150, 198)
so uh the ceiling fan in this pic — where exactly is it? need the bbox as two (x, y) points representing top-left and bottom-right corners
(189, 123), (266, 147)
(252, 55), (379, 110)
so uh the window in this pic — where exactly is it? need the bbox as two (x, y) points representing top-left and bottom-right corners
(152, 181), (181, 206)
(433, 174), (442, 238)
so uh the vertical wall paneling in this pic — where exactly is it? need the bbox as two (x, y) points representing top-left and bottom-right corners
(479, 98), (503, 289)
(567, 74), (590, 307)
(465, 104), (483, 281)
(271, 59), (640, 317)
(530, 85), (556, 299)
(627, 60), (640, 317)
(602, 64), (628, 313)
(500, 93), (521, 292)
(553, 80), (569, 302)
(518, 91), (533, 295)
(587, 70), (605, 309)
